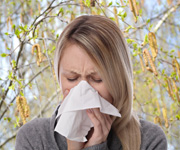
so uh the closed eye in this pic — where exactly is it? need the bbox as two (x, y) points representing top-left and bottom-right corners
(67, 78), (78, 82)
(67, 77), (102, 83)
(93, 79), (102, 83)
(90, 77), (102, 83)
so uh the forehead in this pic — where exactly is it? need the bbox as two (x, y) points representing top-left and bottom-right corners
(59, 44), (99, 74)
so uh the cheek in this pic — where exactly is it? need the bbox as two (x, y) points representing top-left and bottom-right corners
(60, 76), (76, 95)
(93, 85), (113, 104)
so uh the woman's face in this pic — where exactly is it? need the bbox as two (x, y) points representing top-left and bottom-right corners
(59, 44), (113, 104)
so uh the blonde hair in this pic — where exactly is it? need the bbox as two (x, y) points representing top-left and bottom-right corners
(54, 15), (141, 150)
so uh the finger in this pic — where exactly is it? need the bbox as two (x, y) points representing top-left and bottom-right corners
(92, 108), (108, 132)
(86, 109), (103, 133)
(86, 109), (109, 144)
(104, 114), (112, 130)
(88, 108), (109, 141)
(63, 90), (69, 99)
(61, 90), (69, 103)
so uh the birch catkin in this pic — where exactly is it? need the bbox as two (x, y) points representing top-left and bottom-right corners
(114, 7), (119, 26)
(31, 44), (42, 66)
(143, 49), (158, 76)
(167, 0), (172, 5)
(80, 0), (84, 12)
(16, 96), (30, 125)
(38, 2), (41, 14)
(71, 12), (75, 21)
(166, 78), (175, 101)
(7, 16), (13, 32)
(148, 32), (158, 61)
(7, 17), (9, 31)
(154, 116), (162, 126)
(120, 0), (124, 6)
(143, 51), (148, 66)
(128, 0), (133, 11)
(139, 54), (145, 72)
(128, 0), (138, 22)
(172, 79), (180, 102)
(172, 59), (180, 81)
(178, 51), (180, 58)
(162, 107), (169, 128)
(132, 0), (139, 16)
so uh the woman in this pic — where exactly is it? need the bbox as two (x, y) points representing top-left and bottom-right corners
(15, 15), (167, 150)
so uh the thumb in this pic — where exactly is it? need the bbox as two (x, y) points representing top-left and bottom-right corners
(63, 90), (69, 101)
(61, 90), (69, 104)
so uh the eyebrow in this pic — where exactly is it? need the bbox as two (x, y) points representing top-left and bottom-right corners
(62, 70), (98, 76)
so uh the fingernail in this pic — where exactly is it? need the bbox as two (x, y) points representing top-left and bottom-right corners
(64, 90), (69, 95)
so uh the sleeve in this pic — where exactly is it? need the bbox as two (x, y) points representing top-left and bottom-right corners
(140, 120), (168, 150)
(81, 141), (109, 150)
(15, 125), (33, 150)
(147, 127), (167, 150)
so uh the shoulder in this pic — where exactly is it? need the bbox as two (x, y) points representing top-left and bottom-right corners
(140, 119), (167, 150)
(15, 117), (56, 150)
(17, 117), (51, 136)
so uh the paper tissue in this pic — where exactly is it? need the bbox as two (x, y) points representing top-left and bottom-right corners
(54, 80), (121, 142)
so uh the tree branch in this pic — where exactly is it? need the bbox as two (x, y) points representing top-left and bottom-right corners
(153, 2), (180, 33)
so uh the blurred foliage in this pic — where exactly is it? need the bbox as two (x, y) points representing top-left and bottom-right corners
(0, 0), (180, 149)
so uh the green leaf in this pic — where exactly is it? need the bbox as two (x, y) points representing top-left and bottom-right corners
(127, 39), (135, 44)
(142, 34), (148, 46)
(83, 0), (90, 7)
(33, 95), (38, 100)
(20, 91), (24, 96)
(12, 24), (16, 30)
(133, 43), (137, 50)
(7, 117), (11, 122)
(170, 71), (176, 78)
(15, 28), (21, 38)
(9, 83), (15, 90)
(122, 12), (127, 18)
(116, 2), (120, 6)
(107, 1), (113, 7)
(148, 24), (153, 31)
(8, 71), (13, 80)
(5, 32), (9, 35)
(162, 69), (165, 75)
(2, 88), (5, 92)
(1, 53), (9, 57)
(109, 17), (115, 21)
(119, 11), (127, 21)
(139, 9), (142, 16)
(19, 25), (28, 32)
(146, 19), (150, 24)
(170, 49), (175, 53)
(124, 25), (135, 32)
(58, 7), (64, 16)
(176, 114), (180, 120)
(16, 79), (23, 87)
(14, 116), (20, 128)
(11, 60), (16, 68)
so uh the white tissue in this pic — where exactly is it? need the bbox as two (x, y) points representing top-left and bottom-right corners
(54, 80), (121, 142)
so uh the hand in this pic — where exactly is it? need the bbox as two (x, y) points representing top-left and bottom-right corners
(62, 90), (112, 150)
(62, 90), (84, 150)
(84, 108), (113, 148)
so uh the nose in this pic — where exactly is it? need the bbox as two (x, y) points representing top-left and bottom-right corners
(78, 77), (89, 85)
